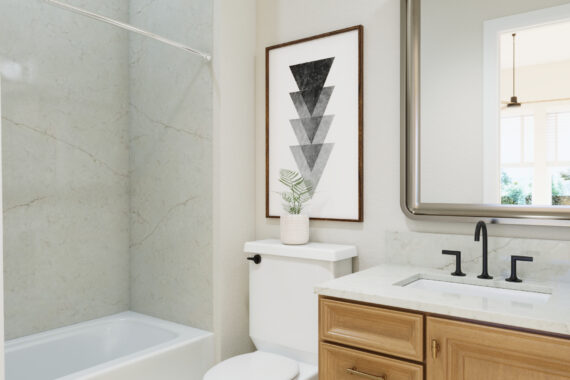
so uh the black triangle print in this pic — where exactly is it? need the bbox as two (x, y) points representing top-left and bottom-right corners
(299, 117), (322, 143)
(300, 143), (324, 171)
(300, 87), (323, 115)
(311, 86), (334, 118)
(289, 57), (335, 91)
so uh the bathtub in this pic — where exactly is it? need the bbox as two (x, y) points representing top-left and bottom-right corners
(5, 312), (214, 380)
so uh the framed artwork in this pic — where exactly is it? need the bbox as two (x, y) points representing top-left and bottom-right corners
(265, 25), (363, 222)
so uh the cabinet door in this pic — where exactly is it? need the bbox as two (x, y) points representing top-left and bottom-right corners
(427, 317), (570, 380)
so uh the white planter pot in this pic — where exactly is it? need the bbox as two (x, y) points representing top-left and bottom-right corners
(280, 214), (310, 245)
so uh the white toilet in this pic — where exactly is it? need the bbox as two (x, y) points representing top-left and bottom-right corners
(204, 239), (357, 380)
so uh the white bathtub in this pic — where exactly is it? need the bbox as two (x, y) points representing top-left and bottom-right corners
(5, 312), (214, 380)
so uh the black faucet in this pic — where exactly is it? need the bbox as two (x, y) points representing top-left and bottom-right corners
(442, 250), (466, 276)
(506, 255), (533, 283)
(474, 221), (493, 279)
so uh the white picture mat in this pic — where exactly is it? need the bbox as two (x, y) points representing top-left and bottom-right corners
(268, 29), (360, 220)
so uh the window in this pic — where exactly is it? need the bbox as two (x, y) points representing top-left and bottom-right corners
(500, 115), (534, 164)
(501, 168), (533, 205)
(551, 168), (570, 205)
(500, 115), (534, 204)
(546, 112), (570, 205)
(500, 111), (570, 205)
(547, 112), (570, 162)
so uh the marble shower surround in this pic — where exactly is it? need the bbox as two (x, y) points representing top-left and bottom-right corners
(1, 0), (131, 339)
(1, 0), (214, 338)
(385, 231), (570, 283)
(128, 0), (213, 331)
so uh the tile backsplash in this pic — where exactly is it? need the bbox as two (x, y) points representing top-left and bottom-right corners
(385, 231), (570, 283)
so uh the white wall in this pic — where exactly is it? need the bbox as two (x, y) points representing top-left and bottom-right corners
(255, 0), (570, 273)
(255, 0), (405, 270)
(212, 0), (257, 361)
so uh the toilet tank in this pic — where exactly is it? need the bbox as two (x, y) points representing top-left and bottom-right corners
(244, 239), (357, 365)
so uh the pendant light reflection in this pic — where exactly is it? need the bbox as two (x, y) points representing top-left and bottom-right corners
(507, 33), (522, 108)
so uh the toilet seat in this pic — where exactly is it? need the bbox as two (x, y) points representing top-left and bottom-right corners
(203, 351), (300, 380)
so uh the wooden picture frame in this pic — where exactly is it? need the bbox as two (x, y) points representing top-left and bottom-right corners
(265, 25), (363, 222)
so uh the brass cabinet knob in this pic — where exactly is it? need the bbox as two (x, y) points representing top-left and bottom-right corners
(431, 339), (440, 360)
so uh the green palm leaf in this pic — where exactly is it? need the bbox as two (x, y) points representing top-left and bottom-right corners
(278, 169), (313, 214)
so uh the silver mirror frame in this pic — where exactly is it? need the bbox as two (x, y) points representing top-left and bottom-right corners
(400, 0), (570, 226)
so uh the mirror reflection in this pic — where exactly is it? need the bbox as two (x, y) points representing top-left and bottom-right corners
(420, 0), (570, 207)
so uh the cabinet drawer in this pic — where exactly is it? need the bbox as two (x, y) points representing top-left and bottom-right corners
(320, 342), (423, 380)
(320, 298), (424, 361)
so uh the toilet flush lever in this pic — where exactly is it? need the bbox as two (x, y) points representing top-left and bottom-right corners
(246, 254), (261, 264)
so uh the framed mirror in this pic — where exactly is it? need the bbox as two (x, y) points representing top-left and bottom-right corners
(402, 0), (570, 225)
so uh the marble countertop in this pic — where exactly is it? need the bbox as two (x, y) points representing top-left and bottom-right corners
(315, 264), (570, 336)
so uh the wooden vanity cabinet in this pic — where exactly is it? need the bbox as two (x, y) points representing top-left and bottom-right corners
(427, 317), (570, 380)
(319, 296), (570, 380)
(320, 343), (423, 380)
(319, 297), (424, 380)
(319, 298), (423, 361)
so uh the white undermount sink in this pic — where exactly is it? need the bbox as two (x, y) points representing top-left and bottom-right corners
(399, 276), (552, 304)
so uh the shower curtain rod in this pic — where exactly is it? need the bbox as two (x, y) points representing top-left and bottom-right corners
(43, 0), (212, 61)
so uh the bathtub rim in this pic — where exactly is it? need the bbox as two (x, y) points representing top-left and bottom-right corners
(5, 311), (213, 380)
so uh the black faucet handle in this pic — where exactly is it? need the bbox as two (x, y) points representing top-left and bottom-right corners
(442, 250), (466, 276)
(506, 255), (533, 283)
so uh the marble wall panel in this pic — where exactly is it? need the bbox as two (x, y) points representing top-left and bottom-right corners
(385, 231), (570, 283)
(0, 0), (130, 339)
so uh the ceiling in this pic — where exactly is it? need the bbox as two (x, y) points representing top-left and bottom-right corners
(500, 19), (570, 68)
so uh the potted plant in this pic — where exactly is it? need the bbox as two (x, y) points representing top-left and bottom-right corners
(277, 169), (312, 245)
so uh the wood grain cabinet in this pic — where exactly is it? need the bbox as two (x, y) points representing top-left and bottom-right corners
(319, 296), (570, 380)
(320, 343), (423, 380)
(320, 298), (423, 361)
(427, 317), (570, 380)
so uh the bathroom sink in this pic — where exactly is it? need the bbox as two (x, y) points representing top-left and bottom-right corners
(400, 277), (551, 304)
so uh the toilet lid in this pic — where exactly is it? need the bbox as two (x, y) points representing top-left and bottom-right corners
(203, 351), (299, 380)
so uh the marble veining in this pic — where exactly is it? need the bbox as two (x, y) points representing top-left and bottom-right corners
(1, 0), (214, 339)
(129, 195), (199, 249)
(128, 0), (213, 331)
(130, 102), (210, 141)
(1, 0), (131, 339)
(3, 116), (129, 178)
